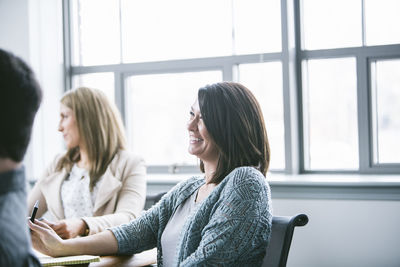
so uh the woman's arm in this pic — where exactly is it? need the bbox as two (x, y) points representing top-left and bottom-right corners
(29, 219), (118, 257)
(110, 176), (200, 255)
(109, 195), (164, 255)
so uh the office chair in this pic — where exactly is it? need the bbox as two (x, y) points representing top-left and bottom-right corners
(262, 213), (309, 267)
(144, 192), (167, 210)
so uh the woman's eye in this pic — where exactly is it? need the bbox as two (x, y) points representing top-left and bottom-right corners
(189, 111), (194, 117)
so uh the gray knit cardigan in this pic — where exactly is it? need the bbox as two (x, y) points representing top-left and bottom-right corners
(110, 166), (272, 266)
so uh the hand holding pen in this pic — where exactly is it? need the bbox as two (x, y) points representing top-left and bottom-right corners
(30, 200), (39, 222)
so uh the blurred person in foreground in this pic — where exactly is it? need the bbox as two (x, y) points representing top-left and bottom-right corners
(28, 87), (146, 239)
(30, 82), (273, 266)
(0, 48), (42, 266)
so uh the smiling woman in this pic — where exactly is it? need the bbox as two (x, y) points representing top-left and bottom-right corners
(187, 100), (219, 167)
(29, 82), (272, 267)
(28, 87), (146, 240)
(196, 82), (271, 184)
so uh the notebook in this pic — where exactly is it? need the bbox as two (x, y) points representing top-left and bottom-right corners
(35, 250), (100, 266)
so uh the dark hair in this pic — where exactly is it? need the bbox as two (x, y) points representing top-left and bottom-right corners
(198, 82), (270, 184)
(0, 49), (42, 162)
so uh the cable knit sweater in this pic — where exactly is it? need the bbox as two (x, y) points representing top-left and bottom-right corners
(110, 166), (272, 266)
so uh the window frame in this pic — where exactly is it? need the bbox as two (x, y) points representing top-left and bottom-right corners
(296, 0), (400, 174)
(62, 0), (400, 175)
(368, 55), (400, 171)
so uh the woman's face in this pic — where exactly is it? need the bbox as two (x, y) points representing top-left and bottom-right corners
(58, 103), (81, 149)
(187, 99), (219, 163)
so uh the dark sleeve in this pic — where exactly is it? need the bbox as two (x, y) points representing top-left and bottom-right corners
(26, 252), (42, 267)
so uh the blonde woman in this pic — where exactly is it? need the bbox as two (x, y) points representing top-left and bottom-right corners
(28, 87), (146, 239)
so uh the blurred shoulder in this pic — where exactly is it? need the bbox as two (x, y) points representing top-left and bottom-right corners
(42, 152), (65, 176)
(111, 150), (144, 168)
(51, 152), (65, 167)
(227, 166), (267, 186)
(222, 166), (270, 199)
(106, 150), (146, 181)
(176, 175), (204, 191)
(162, 175), (204, 204)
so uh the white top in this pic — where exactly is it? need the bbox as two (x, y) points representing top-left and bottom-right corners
(61, 164), (103, 219)
(161, 189), (201, 267)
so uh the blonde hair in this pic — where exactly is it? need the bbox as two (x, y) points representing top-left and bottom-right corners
(56, 87), (127, 190)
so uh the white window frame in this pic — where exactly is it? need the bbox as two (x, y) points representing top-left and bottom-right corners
(62, 0), (400, 175)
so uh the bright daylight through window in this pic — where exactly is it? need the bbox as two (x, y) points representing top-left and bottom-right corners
(66, 0), (400, 174)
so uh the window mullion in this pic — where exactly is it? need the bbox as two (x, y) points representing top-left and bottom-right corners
(114, 71), (125, 124)
(281, 0), (303, 174)
(62, 0), (72, 92)
(356, 55), (371, 173)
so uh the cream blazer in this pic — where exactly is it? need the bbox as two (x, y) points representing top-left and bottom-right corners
(28, 150), (146, 235)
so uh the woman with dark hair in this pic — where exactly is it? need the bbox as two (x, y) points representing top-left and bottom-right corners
(29, 82), (273, 266)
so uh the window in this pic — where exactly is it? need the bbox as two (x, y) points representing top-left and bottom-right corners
(299, 0), (400, 173)
(70, 0), (120, 66)
(302, 58), (359, 170)
(233, 0), (281, 54)
(121, 0), (232, 62)
(125, 71), (222, 169)
(72, 72), (115, 103)
(370, 59), (400, 164)
(364, 0), (400, 46)
(64, 0), (400, 174)
(238, 62), (285, 170)
(302, 0), (362, 50)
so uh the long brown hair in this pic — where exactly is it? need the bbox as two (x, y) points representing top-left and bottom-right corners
(198, 82), (270, 184)
(56, 87), (127, 190)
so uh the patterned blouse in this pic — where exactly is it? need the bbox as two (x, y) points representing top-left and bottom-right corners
(61, 164), (103, 219)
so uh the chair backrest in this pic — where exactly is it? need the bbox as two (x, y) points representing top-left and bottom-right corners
(144, 192), (167, 210)
(262, 214), (309, 267)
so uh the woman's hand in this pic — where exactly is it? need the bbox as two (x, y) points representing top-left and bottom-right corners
(43, 218), (87, 239)
(30, 218), (119, 257)
(28, 219), (66, 257)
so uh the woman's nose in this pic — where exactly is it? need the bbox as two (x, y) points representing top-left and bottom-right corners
(187, 118), (197, 131)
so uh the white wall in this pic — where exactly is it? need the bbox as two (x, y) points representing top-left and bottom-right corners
(275, 198), (400, 267)
(0, 0), (30, 61)
(0, 0), (64, 180)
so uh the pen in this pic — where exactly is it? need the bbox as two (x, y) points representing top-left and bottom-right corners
(30, 200), (39, 222)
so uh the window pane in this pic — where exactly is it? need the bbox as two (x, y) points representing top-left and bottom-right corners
(238, 62), (285, 170)
(72, 73), (115, 103)
(125, 71), (222, 166)
(365, 0), (400, 46)
(71, 0), (120, 66)
(121, 0), (232, 63)
(233, 0), (281, 54)
(303, 58), (359, 170)
(371, 59), (400, 164)
(301, 0), (362, 50)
